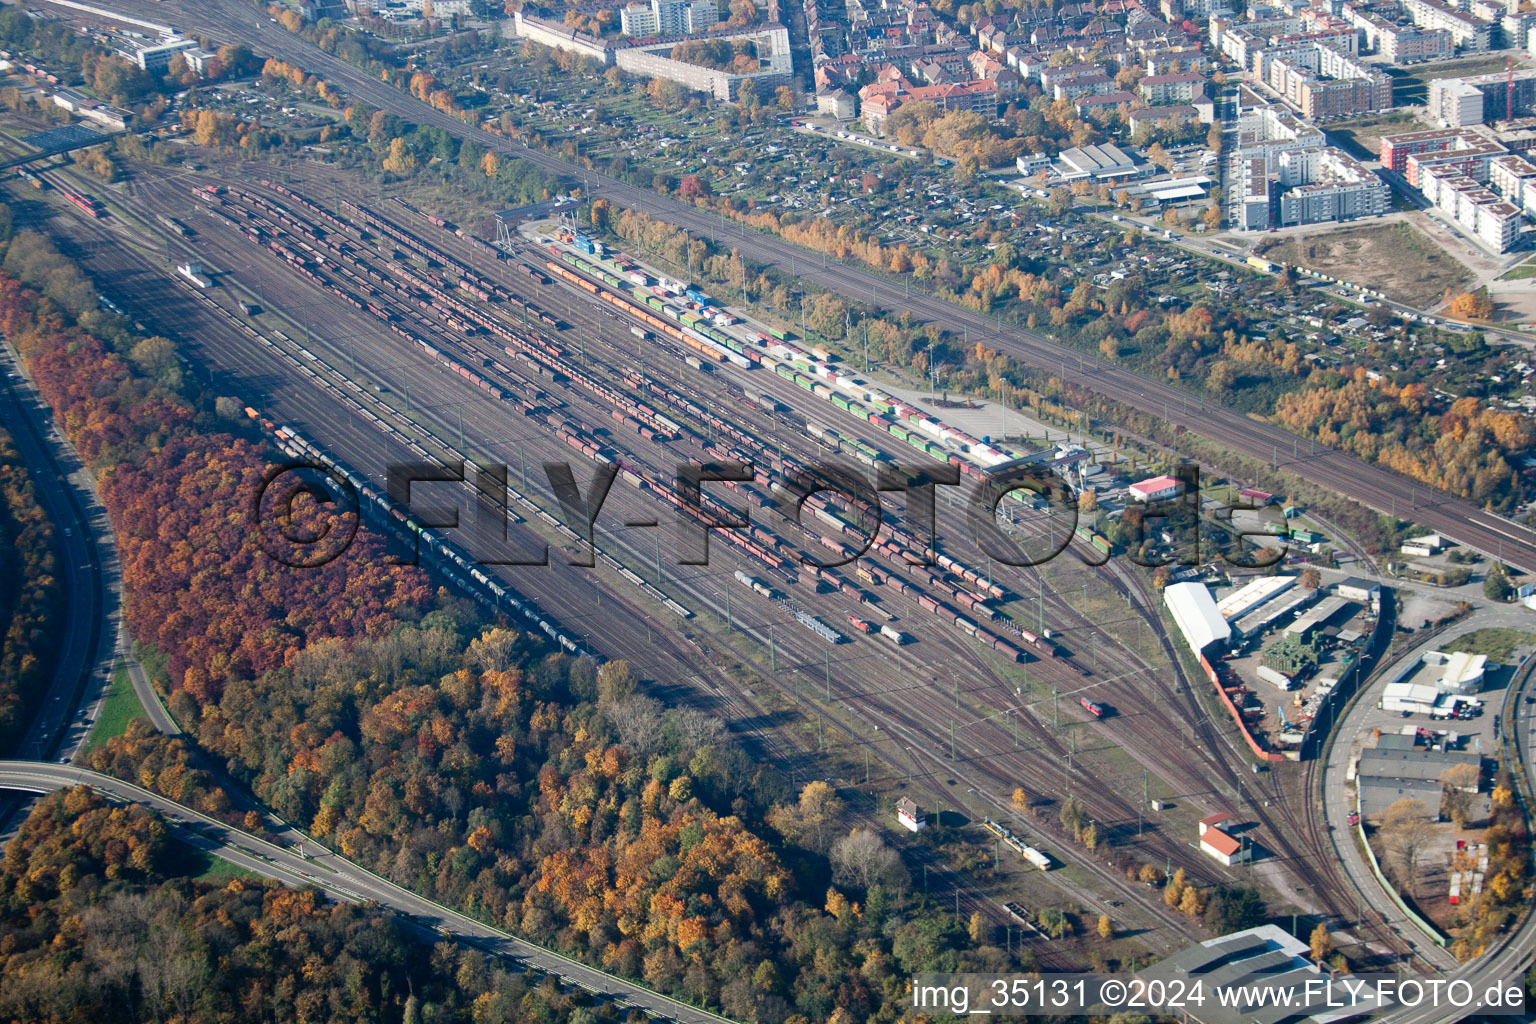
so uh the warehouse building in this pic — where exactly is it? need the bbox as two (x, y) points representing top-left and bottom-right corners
(1134, 924), (1390, 1024)
(1165, 581), (1231, 656)
(1356, 741), (1480, 819)
(1217, 576), (1296, 622)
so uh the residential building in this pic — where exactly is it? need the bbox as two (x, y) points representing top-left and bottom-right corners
(1428, 68), (1536, 126)
(1075, 89), (1137, 118)
(1129, 103), (1202, 131)
(651, 0), (721, 33)
(1254, 43), (1393, 120)
(1138, 69), (1207, 103)
(621, 2), (659, 35)
(1276, 147), (1390, 224)
(815, 87), (856, 118)
(613, 25), (793, 101)
(1402, 0), (1492, 50)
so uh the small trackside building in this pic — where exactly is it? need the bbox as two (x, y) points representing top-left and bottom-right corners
(897, 798), (926, 832)
(1198, 814), (1250, 865)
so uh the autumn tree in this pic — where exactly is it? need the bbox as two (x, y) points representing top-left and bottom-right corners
(1163, 867), (1186, 906)
(769, 780), (846, 853)
(1440, 763), (1481, 827)
(1097, 913), (1113, 939)
(1309, 923), (1333, 961)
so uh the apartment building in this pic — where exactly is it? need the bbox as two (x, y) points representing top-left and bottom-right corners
(1254, 43), (1392, 119)
(1418, 164), (1522, 249)
(1138, 69), (1207, 103)
(1402, 0), (1492, 51)
(1340, 2), (1454, 61)
(1429, 68), (1536, 127)
(1490, 151), (1536, 215)
(1276, 146), (1391, 224)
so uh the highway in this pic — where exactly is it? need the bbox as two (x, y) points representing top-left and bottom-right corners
(0, 760), (741, 1024)
(0, 341), (118, 767)
(102, 0), (1536, 576)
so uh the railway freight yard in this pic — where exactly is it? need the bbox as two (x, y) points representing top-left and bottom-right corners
(0, 136), (1431, 973)
(11, 15), (1536, 994)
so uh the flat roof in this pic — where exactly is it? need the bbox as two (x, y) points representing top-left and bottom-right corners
(1145, 184), (1207, 201)
(1217, 575), (1296, 622)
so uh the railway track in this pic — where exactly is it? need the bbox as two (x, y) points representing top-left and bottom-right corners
(11, 167), (1106, 964)
(17, 160), (1384, 954)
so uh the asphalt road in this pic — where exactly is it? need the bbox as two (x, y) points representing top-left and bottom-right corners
(0, 342), (116, 766)
(1319, 636), (1536, 1020)
(102, 0), (1536, 576)
(0, 760), (740, 1024)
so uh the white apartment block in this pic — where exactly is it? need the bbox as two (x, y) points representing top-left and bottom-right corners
(1276, 146), (1391, 223)
(1340, 3), (1454, 61)
(1429, 68), (1536, 127)
(1418, 163), (1522, 250)
(622, 0), (721, 35)
(1254, 43), (1393, 119)
(1402, 0), (1492, 51)
(1235, 105), (1327, 173)
(621, 3), (659, 35)
(1490, 152), (1536, 216)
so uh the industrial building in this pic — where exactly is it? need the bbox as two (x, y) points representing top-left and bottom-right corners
(1052, 143), (1142, 181)
(1231, 584), (1318, 638)
(1134, 924), (1390, 1024)
(127, 36), (195, 72)
(1216, 575), (1296, 622)
(1285, 594), (1351, 639)
(1356, 740), (1480, 819)
(1333, 576), (1382, 604)
(1127, 474), (1183, 501)
(897, 797), (926, 832)
(1165, 581), (1231, 656)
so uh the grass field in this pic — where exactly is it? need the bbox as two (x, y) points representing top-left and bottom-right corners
(1389, 55), (1531, 107)
(1258, 221), (1472, 305)
(1324, 112), (1421, 161)
(185, 847), (263, 885)
(80, 664), (146, 753)
(1443, 628), (1536, 663)
(1500, 259), (1536, 280)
